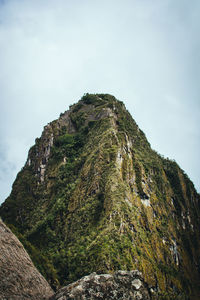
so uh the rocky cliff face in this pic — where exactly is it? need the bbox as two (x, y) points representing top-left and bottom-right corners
(0, 94), (200, 299)
(0, 219), (54, 300)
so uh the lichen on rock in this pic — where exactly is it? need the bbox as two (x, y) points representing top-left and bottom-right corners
(50, 271), (151, 300)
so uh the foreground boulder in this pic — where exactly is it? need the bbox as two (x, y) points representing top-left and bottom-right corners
(50, 270), (151, 300)
(0, 219), (54, 300)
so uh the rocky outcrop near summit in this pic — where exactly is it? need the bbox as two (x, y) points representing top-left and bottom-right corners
(50, 271), (151, 300)
(0, 219), (54, 300)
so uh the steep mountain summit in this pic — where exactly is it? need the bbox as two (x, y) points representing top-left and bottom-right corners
(1, 94), (200, 299)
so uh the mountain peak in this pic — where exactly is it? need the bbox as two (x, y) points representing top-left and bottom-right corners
(0, 94), (200, 298)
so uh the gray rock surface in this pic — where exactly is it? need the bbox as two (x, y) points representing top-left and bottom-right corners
(50, 270), (151, 300)
(0, 219), (54, 300)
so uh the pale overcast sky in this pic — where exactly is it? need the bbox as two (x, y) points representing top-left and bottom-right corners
(0, 0), (200, 203)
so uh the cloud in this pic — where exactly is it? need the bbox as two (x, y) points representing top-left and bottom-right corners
(0, 0), (200, 203)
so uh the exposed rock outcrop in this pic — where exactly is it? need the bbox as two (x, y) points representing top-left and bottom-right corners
(50, 271), (151, 300)
(0, 219), (54, 300)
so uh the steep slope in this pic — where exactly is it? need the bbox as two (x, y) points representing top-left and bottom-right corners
(0, 218), (54, 300)
(0, 94), (200, 298)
